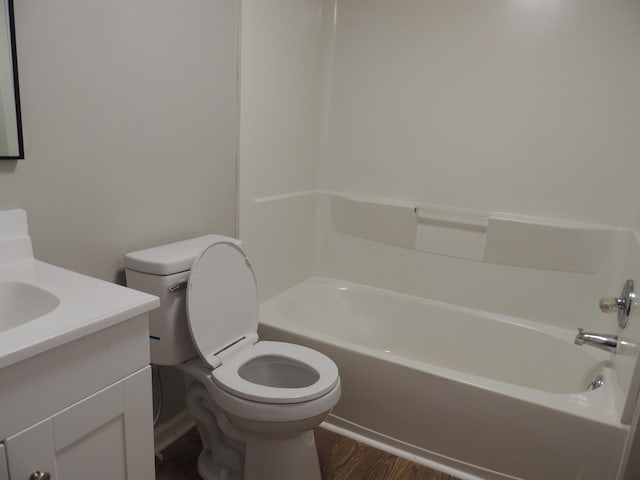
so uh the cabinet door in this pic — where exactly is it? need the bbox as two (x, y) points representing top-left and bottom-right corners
(4, 418), (56, 480)
(6, 367), (154, 480)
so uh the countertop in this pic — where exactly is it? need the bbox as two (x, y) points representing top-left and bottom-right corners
(0, 258), (159, 369)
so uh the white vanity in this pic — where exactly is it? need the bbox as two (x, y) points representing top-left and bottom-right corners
(0, 210), (159, 480)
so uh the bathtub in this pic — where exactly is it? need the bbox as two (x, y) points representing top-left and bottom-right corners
(258, 277), (629, 480)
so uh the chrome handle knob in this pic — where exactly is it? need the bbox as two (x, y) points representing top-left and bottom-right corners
(168, 279), (188, 292)
(599, 297), (624, 314)
(599, 279), (635, 329)
(30, 471), (51, 480)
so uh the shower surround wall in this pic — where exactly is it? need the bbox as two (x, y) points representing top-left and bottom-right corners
(238, 0), (330, 299)
(239, 0), (640, 327)
(323, 0), (640, 224)
(315, 0), (640, 328)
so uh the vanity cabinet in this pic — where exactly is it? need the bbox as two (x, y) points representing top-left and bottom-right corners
(5, 368), (151, 480)
(0, 315), (155, 480)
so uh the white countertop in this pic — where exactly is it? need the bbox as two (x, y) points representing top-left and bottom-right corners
(0, 258), (159, 369)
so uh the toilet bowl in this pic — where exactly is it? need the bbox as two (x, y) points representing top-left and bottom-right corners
(206, 340), (341, 432)
(125, 236), (341, 480)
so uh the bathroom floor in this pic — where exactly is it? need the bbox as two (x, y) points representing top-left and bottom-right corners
(155, 427), (459, 480)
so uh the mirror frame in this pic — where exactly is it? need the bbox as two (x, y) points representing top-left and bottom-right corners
(0, 0), (23, 160)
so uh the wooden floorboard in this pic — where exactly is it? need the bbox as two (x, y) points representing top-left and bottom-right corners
(155, 428), (202, 480)
(315, 429), (458, 480)
(155, 427), (461, 480)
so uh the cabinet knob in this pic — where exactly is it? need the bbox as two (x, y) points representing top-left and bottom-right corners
(29, 471), (51, 480)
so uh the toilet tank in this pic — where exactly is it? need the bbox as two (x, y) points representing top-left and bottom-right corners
(124, 234), (242, 366)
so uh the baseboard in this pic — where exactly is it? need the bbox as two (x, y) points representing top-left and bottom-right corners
(320, 415), (512, 480)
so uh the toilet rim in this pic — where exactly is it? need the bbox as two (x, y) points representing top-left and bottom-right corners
(207, 376), (342, 425)
(211, 341), (339, 404)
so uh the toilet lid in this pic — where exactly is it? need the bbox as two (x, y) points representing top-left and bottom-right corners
(186, 241), (259, 362)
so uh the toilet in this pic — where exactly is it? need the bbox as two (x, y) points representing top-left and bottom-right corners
(124, 235), (341, 480)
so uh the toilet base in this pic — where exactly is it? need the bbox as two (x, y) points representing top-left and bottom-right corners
(244, 430), (321, 480)
(183, 380), (244, 480)
(179, 357), (334, 480)
(197, 448), (244, 480)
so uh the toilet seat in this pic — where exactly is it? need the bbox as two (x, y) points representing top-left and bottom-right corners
(211, 341), (339, 404)
(186, 241), (339, 405)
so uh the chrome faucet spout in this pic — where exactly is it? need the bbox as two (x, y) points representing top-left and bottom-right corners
(574, 328), (618, 353)
(575, 328), (637, 354)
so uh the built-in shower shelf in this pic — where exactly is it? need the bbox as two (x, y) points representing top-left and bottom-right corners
(330, 193), (613, 273)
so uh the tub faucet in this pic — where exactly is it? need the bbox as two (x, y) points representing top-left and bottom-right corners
(574, 328), (637, 354)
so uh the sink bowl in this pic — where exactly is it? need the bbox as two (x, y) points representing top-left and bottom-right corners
(0, 281), (60, 331)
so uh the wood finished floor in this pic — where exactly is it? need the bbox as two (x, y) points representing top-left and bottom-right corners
(155, 427), (459, 480)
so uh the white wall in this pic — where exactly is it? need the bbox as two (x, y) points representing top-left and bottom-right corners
(0, 1), (239, 436)
(238, 0), (331, 299)
(0, 0), (238, 283)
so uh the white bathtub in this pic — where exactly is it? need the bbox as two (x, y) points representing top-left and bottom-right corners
(258, 277), (629, 480)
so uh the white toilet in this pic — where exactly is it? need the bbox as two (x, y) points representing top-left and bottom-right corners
(124, 235), (341, 480)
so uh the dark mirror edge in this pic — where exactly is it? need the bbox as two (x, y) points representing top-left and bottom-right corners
(0, 0), (23, 160)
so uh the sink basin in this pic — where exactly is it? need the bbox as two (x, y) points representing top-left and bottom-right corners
(0, 281), (60, 331)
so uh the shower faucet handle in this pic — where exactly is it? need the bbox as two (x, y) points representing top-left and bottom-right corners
(29, 472), (51, 480)
(599, 279), (635, 329)
(599, 297), (626, 314)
